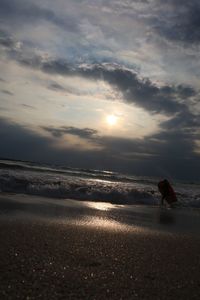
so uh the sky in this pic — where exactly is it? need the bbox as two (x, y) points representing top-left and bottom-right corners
(0, 0), (200, 180)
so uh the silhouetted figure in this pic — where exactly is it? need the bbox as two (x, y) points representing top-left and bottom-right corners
(158, 179), (177, 207)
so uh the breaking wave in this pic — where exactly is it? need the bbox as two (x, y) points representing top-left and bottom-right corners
(0, 159), (200, 208)
(0, 173), (157, 205)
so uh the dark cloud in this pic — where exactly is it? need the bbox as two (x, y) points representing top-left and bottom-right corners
(97, 129), (196, 160)
(48, 83), (66, 92)
(1, 31), (198, 116)
(1, 89), (14, 96)
(21, 104), (36, 110)
(0, 31), (16, 48)
(43, 62), (198, 115)
(119, 0), (200, 45)
(42, 126), (98, 139)
(0, 0), (78, 32)
(97, 127), (200, 180)
(11, 49), (197, 115)
(0, 117), (199, 180)
(0, 117), (53, 162)
(47, 82), (84, 96)
(43, 122), (200, 179)
(81, 66), (194, 114)
(172, 85), (196, 99)
(41, 59), (73, 75)
(0, 78), (6, 82)
(0, 117), (116, 172)
(160, 109), (200, 131)
(151, 0), (200, 44)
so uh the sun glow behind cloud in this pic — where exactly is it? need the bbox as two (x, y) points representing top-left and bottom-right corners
(106, 114), (118, 126)
(0, 56), (163, 139)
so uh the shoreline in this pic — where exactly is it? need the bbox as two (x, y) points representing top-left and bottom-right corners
(0, 192), (200, 236)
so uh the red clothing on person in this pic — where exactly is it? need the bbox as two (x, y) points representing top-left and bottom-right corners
(158, 179), (177, 204)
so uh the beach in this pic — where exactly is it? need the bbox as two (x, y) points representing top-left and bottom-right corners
(1, 193), (200, 299)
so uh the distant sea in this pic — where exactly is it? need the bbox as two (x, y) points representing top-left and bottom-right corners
(0, 159), (200, 208)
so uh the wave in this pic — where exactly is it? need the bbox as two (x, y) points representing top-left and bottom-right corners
(0, 172), (200, 208)
(0, 173), (157, 205)
(0, 160), (158, 185)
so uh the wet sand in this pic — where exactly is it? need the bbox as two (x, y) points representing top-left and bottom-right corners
(0, 193), (200, 299)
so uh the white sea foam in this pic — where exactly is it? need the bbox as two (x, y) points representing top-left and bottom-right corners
(0, 159), (200, 208)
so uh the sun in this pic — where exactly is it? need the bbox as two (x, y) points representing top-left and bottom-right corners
(106, 114), (118, 126)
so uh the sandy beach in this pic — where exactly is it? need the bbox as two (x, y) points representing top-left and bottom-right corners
(0, 193), (200, 299)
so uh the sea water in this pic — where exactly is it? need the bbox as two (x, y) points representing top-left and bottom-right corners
(0, 159), (200, 208)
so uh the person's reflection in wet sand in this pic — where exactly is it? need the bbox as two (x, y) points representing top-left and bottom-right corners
(158, 209), (175, 225)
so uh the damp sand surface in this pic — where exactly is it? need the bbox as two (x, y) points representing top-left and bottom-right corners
(0, 193), (200, 299)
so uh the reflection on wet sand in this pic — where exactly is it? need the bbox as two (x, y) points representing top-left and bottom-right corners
(66, 216), (136, 232)
(158, 209), (175, 225)
(0, 193), (200, 235)
(84, 201), (115, 211)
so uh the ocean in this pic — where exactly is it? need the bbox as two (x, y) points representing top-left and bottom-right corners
(0, 159), (200, 208)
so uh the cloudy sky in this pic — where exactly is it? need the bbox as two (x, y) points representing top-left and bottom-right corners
(0, 0), (200, 180)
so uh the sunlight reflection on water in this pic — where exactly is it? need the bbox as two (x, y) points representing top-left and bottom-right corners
(85, 201), (115, 211)
(62, 216), (144, 233)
